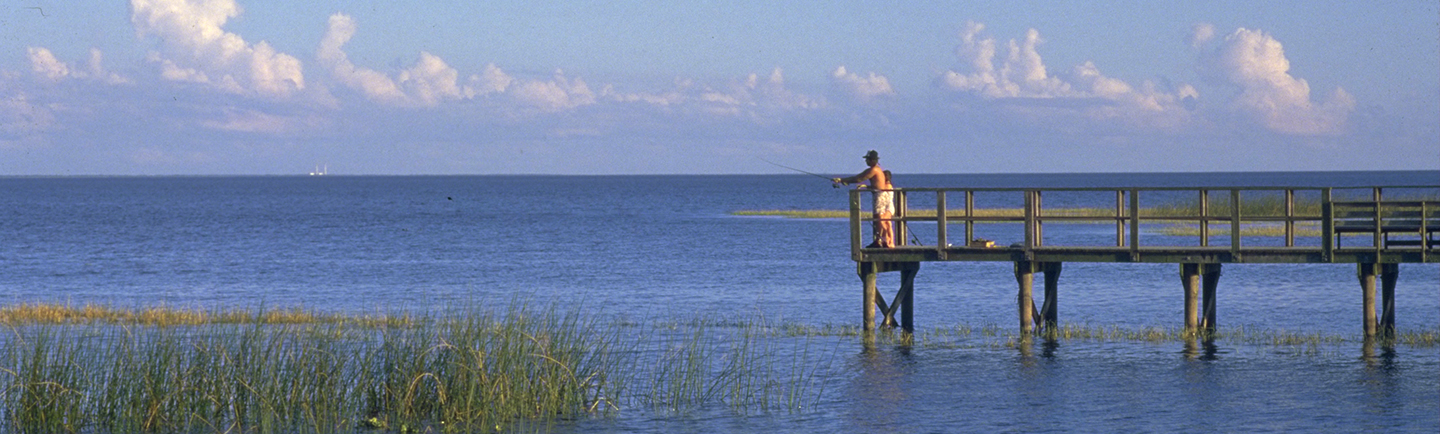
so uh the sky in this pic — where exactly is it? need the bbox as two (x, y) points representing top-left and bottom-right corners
(1, 1), (1436, 175)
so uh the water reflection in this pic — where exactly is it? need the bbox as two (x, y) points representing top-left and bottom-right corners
(847, 334), (914, 432)
(1013, 336), (1060, 362)
(1182, 337), (1221, 361)
(1359, 337), (1397, 370)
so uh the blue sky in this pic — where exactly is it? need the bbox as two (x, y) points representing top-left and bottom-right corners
(2, 1), (1436, 175)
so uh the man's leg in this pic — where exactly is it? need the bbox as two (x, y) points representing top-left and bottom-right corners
(878, 211), (894, 247)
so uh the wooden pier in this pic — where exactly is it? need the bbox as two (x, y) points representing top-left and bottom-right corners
(847, 185), (1439, 337)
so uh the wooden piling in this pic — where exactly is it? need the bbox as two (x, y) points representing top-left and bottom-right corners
(1181, 263), (1201, 331)
(900, 267), (917, 332)
(861, 263), (878, 331)
(1015, 261), (1036, 333)
(1041, 262), (1062, 329)
(1201, 263), (1222, 331)
(1380, 263), (1398, 336)
(1357, 263), (1378, 337)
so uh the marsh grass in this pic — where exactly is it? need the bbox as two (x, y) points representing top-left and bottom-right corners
(637, 322), (831, 414)
(0, 303), (406, 327)
(3, 304), (1436, 433)
(1, 304), (838, 433)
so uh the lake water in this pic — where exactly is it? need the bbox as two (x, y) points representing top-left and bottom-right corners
(1, 172), (1437, 432)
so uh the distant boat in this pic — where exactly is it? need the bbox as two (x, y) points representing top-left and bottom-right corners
(309, 164), (328, 176)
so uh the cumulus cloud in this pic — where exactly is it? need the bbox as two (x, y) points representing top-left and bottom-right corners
(27, 48), (69, 81)
(319, 13), (512, 107)
(511, 69), (595, 112)
(940, 21), (1195, 129)
(831, 66), (895, 100)
(27, 47), (130, 84)
(131, 0), (303, 98)
(668, 68), (820, 117)
(1199, 27), (1354, 135)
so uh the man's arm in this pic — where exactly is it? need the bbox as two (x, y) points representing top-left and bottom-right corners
(834, 167), (880, 185)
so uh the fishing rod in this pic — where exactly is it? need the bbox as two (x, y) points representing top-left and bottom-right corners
(758, 158), (841, 188)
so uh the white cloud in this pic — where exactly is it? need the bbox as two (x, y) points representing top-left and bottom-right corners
(1201, 27), (1354, 135)
(131, 0), (304, 98)
(319, 13), (508, 107)
(27, 47), (69, 81)
(940, 21), (1195, 129)
(26, 47), (129, 85)
(941, 23), (1071, 98)
(1188, 23), (1216, 48)
(512, 69), (595, 112)
(831, 66), (895, 100)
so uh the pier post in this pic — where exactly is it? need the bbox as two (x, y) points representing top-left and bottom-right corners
(1181, 264), (1201, 331)
(900, 267), (918, 332)
(1041, 262), (1062, 329)
(1015, 261), (1036, 333)
(1380, 263), (1398, 336)
(1357, 263), (1378, 337)
(860, 262), (878, 331)
(1201, 263), (1222, 331)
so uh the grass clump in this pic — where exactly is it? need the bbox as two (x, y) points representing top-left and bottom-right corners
(0, 304), (624, 433)
(0, 303), (837, 433)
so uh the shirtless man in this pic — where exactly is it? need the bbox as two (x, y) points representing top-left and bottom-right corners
(833, 150), (895, 248)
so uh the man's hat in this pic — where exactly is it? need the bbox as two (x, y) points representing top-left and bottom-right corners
(863, 150), (879, 159)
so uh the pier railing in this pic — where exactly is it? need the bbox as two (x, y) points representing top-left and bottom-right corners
(849, 186), (1439, 264)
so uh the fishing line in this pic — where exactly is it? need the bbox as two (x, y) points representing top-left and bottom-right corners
(758, 157), (840, 187)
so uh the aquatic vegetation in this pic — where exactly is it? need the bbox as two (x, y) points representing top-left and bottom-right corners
(0, 304), (836, 433)
(2, 303), (1434, 433)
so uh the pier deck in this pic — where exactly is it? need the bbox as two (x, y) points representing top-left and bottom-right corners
(846, 185), (1438, 336)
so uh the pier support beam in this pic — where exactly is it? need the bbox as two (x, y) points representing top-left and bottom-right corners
(1353, 262), (1399, 335)
(1201, 263), (1222, 331)
(1181, 264), (1201, 331)
(1181, 263), (1223, 332)
(1359, 263), (1400, 338)
(1015, 261), (1035, 333)
(1015, 261), (1061, 333)
(899, 267), (917, 332)
(1381, 263), (1397, 336)
(858, 262), (921, 332)
(861, 264), (878, 331)
(1041, 262), (1062, 329)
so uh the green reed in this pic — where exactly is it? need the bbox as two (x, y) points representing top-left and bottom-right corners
(4, 302), (1434, 433)
(0, 304), (837, 433)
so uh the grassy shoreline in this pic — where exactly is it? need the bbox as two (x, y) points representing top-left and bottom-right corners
(3, 303), (1435, 432)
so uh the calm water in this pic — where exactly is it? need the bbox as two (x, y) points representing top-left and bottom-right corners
(2, 172), (1437, 432)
